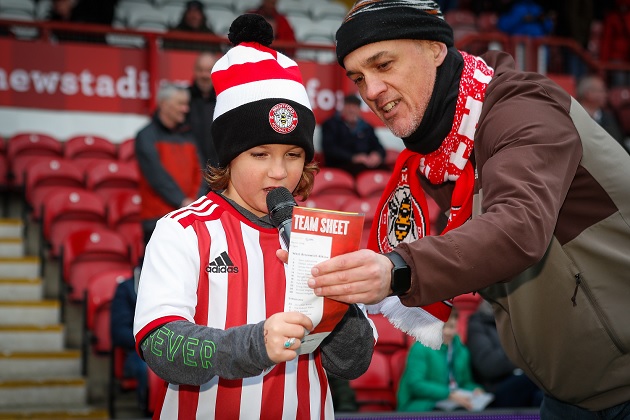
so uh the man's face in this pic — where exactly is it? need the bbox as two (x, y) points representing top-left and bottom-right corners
(194, 54), (217, 96)
(343, 39), (446, 138)
(341, 102), (361, 125)
(160, 90), (189, 127)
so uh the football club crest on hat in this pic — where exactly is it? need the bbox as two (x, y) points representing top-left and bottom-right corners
(269, 103), (299, 134)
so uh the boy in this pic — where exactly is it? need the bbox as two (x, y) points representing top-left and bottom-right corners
(133, 14), (374, 419)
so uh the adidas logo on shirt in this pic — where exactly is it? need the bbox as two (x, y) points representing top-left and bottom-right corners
(206, 251), (239, 273)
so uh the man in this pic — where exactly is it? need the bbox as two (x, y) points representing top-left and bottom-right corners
(135, 83), (204, 245)
(187, 51), (220, 168)
(575, 75), (627, 153)
(304, 1), (630, 418)
(321, 94), (388, 176)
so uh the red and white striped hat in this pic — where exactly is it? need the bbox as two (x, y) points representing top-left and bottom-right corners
(211, 14), (315, 167)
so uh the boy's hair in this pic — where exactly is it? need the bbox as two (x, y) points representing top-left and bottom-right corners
(204, 161), (319, 202)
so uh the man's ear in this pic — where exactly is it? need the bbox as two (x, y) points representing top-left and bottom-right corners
(430, 42), (448, 66)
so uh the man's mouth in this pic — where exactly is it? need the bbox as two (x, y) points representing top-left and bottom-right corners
(382, 100), (399, 113)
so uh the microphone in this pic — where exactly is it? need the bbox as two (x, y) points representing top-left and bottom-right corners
(266, 187), (297, 248)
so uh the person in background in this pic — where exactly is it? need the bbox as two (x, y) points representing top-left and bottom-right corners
(47, 0), (75, 21)
(321, 94), (389, 177)
(247, 0), (297, 56)
(304, 1), (630, 419)
(133, 14), (374, 419)
(497, 0), (554, 37)
(135, 83), (204, 245)
(397, 309), (487, 412)
(187, 51), (221, 170)
(599, 0), (630, 86)
(165, 0), (221, 52)
(111, 265), (148, 415)
(467, 300), (543, 408)
(575, 75), (627, 152)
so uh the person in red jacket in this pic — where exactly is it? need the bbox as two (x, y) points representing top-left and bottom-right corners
(599, 0), (630, 86)
(247, 0), (297, 57)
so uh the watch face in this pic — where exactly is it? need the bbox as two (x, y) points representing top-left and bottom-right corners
(392, 266), (411, 295)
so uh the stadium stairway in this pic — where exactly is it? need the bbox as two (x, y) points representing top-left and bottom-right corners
(0, 217), (108, 419)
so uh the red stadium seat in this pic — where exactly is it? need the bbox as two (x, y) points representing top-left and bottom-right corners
(310, 167), (356, 197)
(389, 348), (409, 394)
(40, 188), (108, 259)
(107, 190), (144, 265)
(24, 158), (85, 217)
(368, 313), (408, 355)
(453, 292), (482, 343)
(85, 160), (139, 202)
(349, 351), (396, 412)
(10, 155), (59, 190)
(83, 267), (132, 364)
(61, 227), (133, 302)
(109, 346), (140, 418)
(355, 169), (391, 198)
(7, 132), (63, 175)
(300, 192), (354, 212)
(385, 149), (399, 167)
(64, 134), (118, 161)
(117, 138), (136, 162)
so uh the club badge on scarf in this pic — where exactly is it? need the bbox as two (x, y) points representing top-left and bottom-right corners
(365, 51), (494, 350)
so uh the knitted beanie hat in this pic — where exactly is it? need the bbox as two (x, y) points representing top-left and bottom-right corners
(335, 0), (454, 67)
(211, 14), (315, 168)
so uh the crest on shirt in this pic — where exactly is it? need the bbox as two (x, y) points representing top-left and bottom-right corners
(269, 103), (298, 134)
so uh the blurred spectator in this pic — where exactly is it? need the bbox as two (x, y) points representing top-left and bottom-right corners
(397, 310), (490, 412)
(576, 75), (628, 152)
(164, 0), (221, 52)
(552, 0), (593, 79)
(135, 83), (204, 245)
(321, 94), (388, 177)
(467, 300), (543, 408)
(497, 0), (554, 37)
(187, 51), (220, 170)
(599, 0), (630, 86)
(71, 0), (118, 26)
(246, 0), (297, 56)
(47, 0), (75, 22)
(110, 265), (148, 414)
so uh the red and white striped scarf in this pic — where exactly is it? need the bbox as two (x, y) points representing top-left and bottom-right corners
(366, 51), (494, 349)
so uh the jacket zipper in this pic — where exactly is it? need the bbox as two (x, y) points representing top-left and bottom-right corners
(571, 272), (628, 353)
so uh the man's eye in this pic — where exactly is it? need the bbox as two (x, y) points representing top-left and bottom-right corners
(352, 76), (364, 85)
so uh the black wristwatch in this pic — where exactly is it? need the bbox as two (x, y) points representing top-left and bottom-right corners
(384, 251), (411, 296)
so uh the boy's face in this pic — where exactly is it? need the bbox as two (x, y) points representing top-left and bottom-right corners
(224, 143), (306, 217)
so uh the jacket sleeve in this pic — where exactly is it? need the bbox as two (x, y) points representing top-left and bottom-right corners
(110, 279), (137, 350)
(319, 304), (374, 380)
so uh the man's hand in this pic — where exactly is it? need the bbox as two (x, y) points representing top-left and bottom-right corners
(307, 249), (393, 304)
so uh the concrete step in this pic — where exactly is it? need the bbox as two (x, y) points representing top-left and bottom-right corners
(0, 325), (65, 352)
(0, 237), (25, 258)
(0, 279), (44, 301)
(0, 219), (23, 239)
(0, 300), (60, 326)
(0, 378), (87, 409)
(0, 350), (82, 380)
(0, 407), (108, 419)
(0, 257), (40, 279)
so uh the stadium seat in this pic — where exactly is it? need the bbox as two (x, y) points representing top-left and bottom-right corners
(109, 346), (140, 418)
(349, 351), (396, 412)
(368, 313), (408, 355)
(6, 132), (63, 177)
(64, 134), (118, 164)
(355, 169), (391, 198)
(309, 2), (347, 21)
(40, 188), (108, 260)
(310, 167), (356, 197)
(61, 227), (133, 302)
(389, 347), (408, 395)
(339, 196), (380, 225)
(9, 155), (58, 190)
(107, 190), (144, 265)
(301, 192), (354, 212)
(82, 267), (133, 372)
(85, 160), (139, 202)
(23, 158), (85, 215)
(453, 292), (482, 343)
(117, 138), (136, 161)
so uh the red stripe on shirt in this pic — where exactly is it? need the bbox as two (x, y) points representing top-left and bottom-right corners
(214, 216), (247, 419)
(296, 355), (311, 419)
(315, 353), (328, 420)
(193, 221), (211, 325)
(178, 385), (200, 420)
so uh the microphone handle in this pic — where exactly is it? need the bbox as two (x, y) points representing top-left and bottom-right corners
(278, 218), (291, 248)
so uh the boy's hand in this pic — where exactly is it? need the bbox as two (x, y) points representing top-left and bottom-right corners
(263, 312), (313, 364)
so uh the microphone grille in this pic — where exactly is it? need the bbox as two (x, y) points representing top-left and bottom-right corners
(266, 187), (297, 228)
